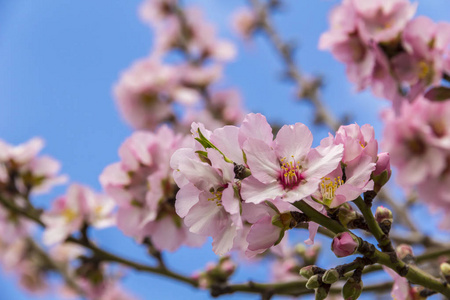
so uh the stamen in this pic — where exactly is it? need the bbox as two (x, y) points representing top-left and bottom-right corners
(320, 177), (344, 206)
(280, 156), (303, 189)
(208, 190), (223, 206)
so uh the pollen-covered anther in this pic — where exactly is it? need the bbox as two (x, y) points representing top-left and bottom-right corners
(320, 176), (344, 205)
(280, 156), (303, 189)
(208, 190), (223, 206)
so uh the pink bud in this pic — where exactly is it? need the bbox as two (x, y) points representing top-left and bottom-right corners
(220, 260), (236, 276)
(374, 152), (391, 177)
(372, 152), (391, 192)
(396, 244), (414, 260)
(331, 232), (359, 257)
(375, 206), (393, 223)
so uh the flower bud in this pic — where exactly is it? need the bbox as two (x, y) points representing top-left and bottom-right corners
(375, 206), (393, 234)
(440, 262), (450, 281)
(306, 274), (320, 290)
(372, 152), (391, 192)
(331, 232), (359, 258)
(322, 269), (339, 284)
(396, 244), (414, 261)
(299, 265), (316, 279)
(375, 206), (393, 223)
(315, 286), (329, 300)
(220, 260), (236, 277)
(342, 277), (363, 300)
(337, 204), (358, 228)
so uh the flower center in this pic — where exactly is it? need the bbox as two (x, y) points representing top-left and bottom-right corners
(208, 190), (223, 206)
(320, 177), (343, 206)
(62, 208), (77, 223)
(280, 156), (303, 189)
(418, 61), (431, 80)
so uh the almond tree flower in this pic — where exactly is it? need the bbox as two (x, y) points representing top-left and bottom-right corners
(311, 124), (377, 208)
(0, 206), (33, 244)
(100, 126), (204, 251)
(351, 0), (417, 43)
(242, 200), (293, 257)
(416, 156), (450, 229)
(311, 155), (375, 208)
(333, 123), (378, 163)
(179, 64), (223, 90)
(171, 123), (246, 255)
(182, 89), (246, 130)
(231, 8), (258, 39)
(242, 198), (322, 256)
(319, 0), (376, 90)
(0, 138), (67, 195)
(209, 90), (246, 125)
(383, 266), (415, 300)
(150, 7), (236, 62)
(139, 0), (175, 25)
(391, 17), (450, 99)
(114, 59), (199, 130)
(240, 118), (344, 204)
(42, 184), (115, 246)
(269, 236), (303, 282)
(382, 101), (446, 186)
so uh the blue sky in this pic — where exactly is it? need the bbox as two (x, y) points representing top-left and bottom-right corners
(0, 0), (449, 299)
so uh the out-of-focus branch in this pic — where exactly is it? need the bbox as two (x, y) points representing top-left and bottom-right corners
(248, 0), (340, 130)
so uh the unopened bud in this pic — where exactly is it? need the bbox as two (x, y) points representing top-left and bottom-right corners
(375, 206), (393, 234)
(331, 232), (359, 258)
(322, 269), (339, 284)
(375, 206), (393, 223)
(306, 274), (320, 290)
(299, 265), (316, 279)
(440, 262), (450, 279)
(315, 286), (329, 300)
(372, 152), (391, 192)
(221, 261), (236, 276)
(396, 244), (414, 261)
(338, 205), (358, 228)
(342, 277), (363, 300)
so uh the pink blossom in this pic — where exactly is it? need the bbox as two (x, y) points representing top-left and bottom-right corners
(319, 1), (376, 91)
(100, 126), (204, 251)
(0, 138), (67, 194)
(312, 124), (377, 208)
(150, 7), (236, 62)
(240, 115), (344, 204)
(331, 232), (359, 257)
(139, 0), (175, 25)
(171, 124), (244, 255)
(382, 99), (447, 186)
(231, 8), (258, 39)
(114, 59), (199, 130)
(351, 0), (416, 43)
(42, 184), (115, 245)
(383, 266), (412, 300)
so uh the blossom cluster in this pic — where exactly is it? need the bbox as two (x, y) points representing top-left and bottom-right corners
(100, 125), (204, 251)
(0, 138), (64, 293)
(0, 138), (136, 299)
(383, 96), (450, 229)
(171, 113), (385, 256)
(114, 0), (245, 131)
(320, 0), (450, 110)
(42, 184), (116, 245)
(0, 137), (66, 196)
